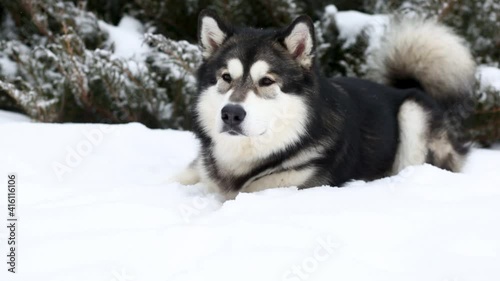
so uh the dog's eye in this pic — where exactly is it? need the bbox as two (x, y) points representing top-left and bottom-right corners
(222, 73), (232, 83)
(259, 77), (275, 87)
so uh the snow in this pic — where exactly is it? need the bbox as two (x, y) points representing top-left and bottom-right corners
(98, 16), (150, 60)
(1, 111), (500, 281)
(0, 4), (498, 281)
(477, 65), (500, 92)
(0, 55), (18, 78)
(324, 5), (389, 48)
(0, 110), (30, 123)
(0, 55), (17, 77)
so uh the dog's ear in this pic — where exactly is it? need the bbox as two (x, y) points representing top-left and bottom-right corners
(198, 9), (231, 58)
(279, 15), (316, 68)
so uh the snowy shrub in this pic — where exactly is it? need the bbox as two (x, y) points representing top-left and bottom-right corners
(361, 0), (500, 66)
(468, 67), (500, 146)
(0, 0), (202, 129)
(0, 0), (499, 143)
(315, 5), (369, 78)
(144, 33), (202, 128)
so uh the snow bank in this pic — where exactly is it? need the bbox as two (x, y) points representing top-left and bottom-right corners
(0, 110), (30, 123)
(0, 112), (499, 281)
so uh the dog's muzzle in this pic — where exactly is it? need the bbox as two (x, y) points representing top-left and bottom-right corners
(221, 104), (246, 135)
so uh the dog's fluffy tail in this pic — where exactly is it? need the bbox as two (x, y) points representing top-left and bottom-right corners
(368, 17), (476, 116)
(369, 17), (476, 172)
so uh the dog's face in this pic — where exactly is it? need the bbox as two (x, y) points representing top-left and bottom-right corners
(195, 10), (316, 159)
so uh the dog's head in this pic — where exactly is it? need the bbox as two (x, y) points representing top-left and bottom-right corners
(195, 10), (317, 159)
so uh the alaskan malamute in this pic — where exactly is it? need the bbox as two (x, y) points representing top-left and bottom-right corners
(174, 9), (476, 198)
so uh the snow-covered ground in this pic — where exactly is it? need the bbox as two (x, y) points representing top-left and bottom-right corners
(1, 111), (500, 281)
(0, 110), (31, 123)
(0, 5), (499, 281)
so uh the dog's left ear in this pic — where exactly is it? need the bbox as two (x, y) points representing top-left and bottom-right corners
(279, 15), (316, 68)
(198, 9), (231, 59)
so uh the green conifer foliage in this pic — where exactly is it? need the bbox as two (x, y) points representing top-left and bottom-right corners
(0, 0), (498, 144)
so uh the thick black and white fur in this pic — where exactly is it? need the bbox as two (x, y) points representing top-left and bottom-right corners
(173, 10), (476, 198)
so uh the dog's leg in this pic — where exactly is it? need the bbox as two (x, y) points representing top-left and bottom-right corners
(393, 99), (467, 174)
(168, 157), (201, 185)
(392, 100), (429, 174)
(243, 168), (316, 193)
(427, 131), (467, 172)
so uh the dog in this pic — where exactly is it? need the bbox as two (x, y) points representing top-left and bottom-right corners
(173, 9), (476, 198)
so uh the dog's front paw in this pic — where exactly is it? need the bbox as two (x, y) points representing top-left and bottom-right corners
(168, 166), (201, 185)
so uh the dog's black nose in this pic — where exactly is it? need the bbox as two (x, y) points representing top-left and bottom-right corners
(221, 104), (246, 126)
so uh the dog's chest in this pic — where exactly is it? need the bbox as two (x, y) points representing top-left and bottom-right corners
(201, 152), (316, 194)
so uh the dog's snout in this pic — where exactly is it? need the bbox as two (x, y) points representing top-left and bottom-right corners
(221, 104), (246, 126)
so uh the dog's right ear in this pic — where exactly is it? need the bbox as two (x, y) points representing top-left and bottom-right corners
(278, 15), (316, 68)
(198, 9), (230, 58)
